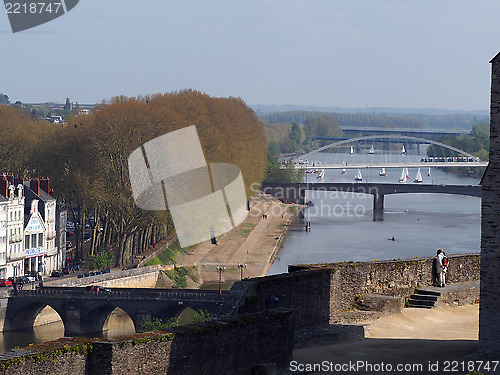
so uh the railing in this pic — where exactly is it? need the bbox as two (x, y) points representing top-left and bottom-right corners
(17, 287), (227, 301)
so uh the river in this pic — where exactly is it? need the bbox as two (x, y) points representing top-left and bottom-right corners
(268, 146), (482, 274)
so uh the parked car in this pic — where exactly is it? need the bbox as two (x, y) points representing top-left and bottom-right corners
(0, 279), (12, 287)
(62, 267), (73, 275)
(51, 270), (63, 277)
(72, 263), (81, 271)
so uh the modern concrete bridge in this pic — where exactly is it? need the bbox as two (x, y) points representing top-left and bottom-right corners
(297, 161), (488, 169)
(4, 287), (241, 336)
(261, 182), (481, 221)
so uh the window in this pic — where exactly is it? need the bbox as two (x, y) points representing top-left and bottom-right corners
(25, 235), (30, 249)
(31, 234), (36, 248)
(38, 233), (43, 248)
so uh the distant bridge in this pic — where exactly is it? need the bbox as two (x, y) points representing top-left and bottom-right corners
(297, 161), (488, 170)
(340, 127), (462, 138)
(5, 287), (241, 336)
(261, 182), (481, 221)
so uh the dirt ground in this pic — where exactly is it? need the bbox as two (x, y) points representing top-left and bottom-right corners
(293, 304), (482, 374)
(177, 193), (298, 283)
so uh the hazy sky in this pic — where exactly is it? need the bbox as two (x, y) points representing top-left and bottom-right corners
(1, 0), (499, 110)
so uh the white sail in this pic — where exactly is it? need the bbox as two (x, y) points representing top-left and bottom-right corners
(350, 146), (354, 155)
(355, 169), (362, 181)
(379, 167), (387, 176)
(414, 168), (423, 183)
(369, 145), (375, 154)
(342, 168), (346, 174)
(405, 167), (409, 178)
(398, 168), (406, 183)
(317, 169), (325, 179)
(402, 145), (406, 154)
(427, 167), (431, 176)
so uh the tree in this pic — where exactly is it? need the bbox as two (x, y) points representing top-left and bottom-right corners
(0, 94), (10, 104)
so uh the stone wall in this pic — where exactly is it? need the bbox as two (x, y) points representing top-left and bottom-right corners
(0, 308), (294, 375)
(48, 264), (174, 288)
(236, 269), (332, 329)
(479, 52), (500, 356)
(325, 253), (480, 320)
(238, 253), (480, 329)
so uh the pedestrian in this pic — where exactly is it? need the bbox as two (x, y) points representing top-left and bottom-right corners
(435, 249), (447, 287)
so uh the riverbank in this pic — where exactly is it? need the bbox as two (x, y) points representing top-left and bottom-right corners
(177, 192), (300, 284)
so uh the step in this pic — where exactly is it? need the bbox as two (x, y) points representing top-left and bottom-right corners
(415, 289), (441, 297)
(407, 298), (436, 308)
(410, 294), (439, 302)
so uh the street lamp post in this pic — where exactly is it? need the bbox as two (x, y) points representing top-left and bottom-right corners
(237, 263), (247, 280)
(216, 265), (225, 295)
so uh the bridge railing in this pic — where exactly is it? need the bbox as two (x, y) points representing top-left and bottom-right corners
(16, 287), (228, 301)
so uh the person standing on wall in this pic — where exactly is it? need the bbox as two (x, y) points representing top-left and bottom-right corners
(435, 249), (448, 287)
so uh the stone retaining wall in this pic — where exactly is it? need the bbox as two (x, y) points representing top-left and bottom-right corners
(0, 308), (294, 375)
(238, 253), (480, 328)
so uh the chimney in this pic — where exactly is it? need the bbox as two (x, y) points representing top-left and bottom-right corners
(6, 174), (14, 184)
(40, 177), (49, 194)
(30, 179), (39, 195)
(49, 189), (54, 197)
(14, 177), (24, 196)
(0, 179), (7, 198)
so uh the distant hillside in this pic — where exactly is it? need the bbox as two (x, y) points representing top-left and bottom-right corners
(256, 109), (489, 131)
(251, 104), (489, 116)
(260, 111), (424, 129)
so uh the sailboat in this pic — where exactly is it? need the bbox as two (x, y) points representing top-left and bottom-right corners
(317, 169), (325, 179)
(341, 168), (346, 174)
(354, 169), (362, 181)
(350, 146), (354, 155)
(401, 145), (407, 155)
(398, 168), (406, 183)
(414, 168), (423, 183)
(369, 145), (375, 154)
(427, 167), (431, 176)
(379, 168), (387, 177)
(405, 167), (409, 179)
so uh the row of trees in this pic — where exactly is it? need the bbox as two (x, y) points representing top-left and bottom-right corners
(264, 115), (344, 155)
(427, 122), (490, 161)
(261, 110), (424, 129)
(0, 90), (267, 266)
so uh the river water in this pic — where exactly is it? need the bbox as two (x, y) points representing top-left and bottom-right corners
(268, 146), (482, 274)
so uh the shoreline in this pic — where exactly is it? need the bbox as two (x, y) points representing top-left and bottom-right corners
(177, 192), (300, 284)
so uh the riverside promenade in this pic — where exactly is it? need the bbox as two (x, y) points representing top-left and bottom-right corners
(177, 193), (297, 284)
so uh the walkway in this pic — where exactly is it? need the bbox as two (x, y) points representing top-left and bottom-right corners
(177, 194), (294, 283)
(293, 304), (479, 374)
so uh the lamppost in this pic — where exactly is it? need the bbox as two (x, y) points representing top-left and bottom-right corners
(237, 263), (247, 280)
(216, 265), (225, 295)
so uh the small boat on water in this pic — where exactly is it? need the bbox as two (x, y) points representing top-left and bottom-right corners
(427, 167), (431, 176)
(341, 168), (346, 174)
(398, 168), (406, 183)
(379, 167), (387, 177)
(350, 146), (354, 155)
(405, 167), (409, 179)
(414, 168), (423, 183)
(401, 145), (407, 155)
(317, 169), (325, 179)
(369, 145), (375, 154)
(354, 169), (362, 181)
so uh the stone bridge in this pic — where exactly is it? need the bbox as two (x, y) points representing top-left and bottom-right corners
(4, 287), (241, 336)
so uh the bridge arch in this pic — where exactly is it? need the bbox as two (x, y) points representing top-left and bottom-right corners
(306, 135), (480, 160)
(85, 304), (141, 335)
(4, 302), (66, 332)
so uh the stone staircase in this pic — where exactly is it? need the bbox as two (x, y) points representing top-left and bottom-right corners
(406, 289), (441, 308)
